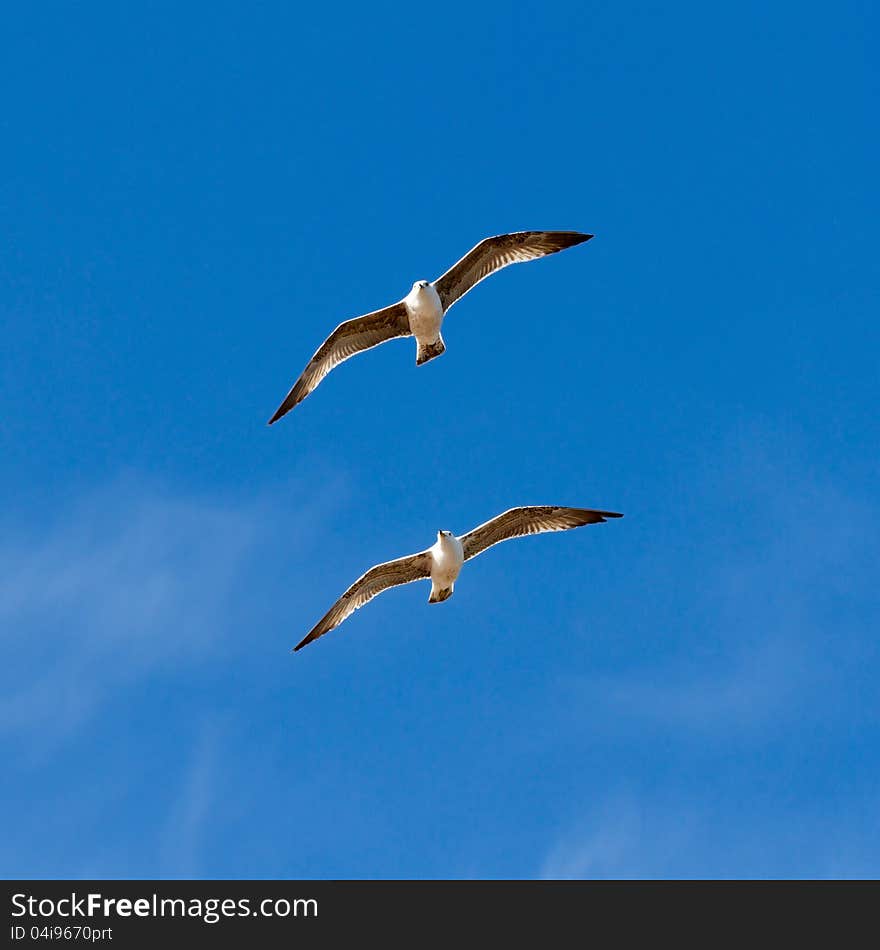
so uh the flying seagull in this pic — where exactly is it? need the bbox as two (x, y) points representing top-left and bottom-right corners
(293, 505), (622, 652)
(268, 230), (593, 424)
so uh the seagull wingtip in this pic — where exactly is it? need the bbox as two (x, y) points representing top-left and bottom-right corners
(558, 232), (594, 249)
(293, 631), (317, 652)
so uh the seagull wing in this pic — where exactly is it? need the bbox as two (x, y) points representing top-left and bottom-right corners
(294, 550), (432, 651)
(432, 231), (593, 312)
(460, 506), (622, 561)
(268, 301), (410, 423)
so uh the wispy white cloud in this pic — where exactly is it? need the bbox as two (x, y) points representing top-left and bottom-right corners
(540, 794), (650, 879)
(159, 720), (223, 878)
(0, 475), (344, 740)
(583, 637), (809, 736)
(540, 791), (880, 879)
(540, 431), (880, 879)
(565, 430), (878, 736)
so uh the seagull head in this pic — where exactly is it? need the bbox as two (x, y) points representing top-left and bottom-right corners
(413, 280), (430, 291)
(437, 529), (453, 540)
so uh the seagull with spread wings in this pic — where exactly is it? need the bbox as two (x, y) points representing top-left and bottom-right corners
(268, 231), (593, 424)
(293, 506), (622, 652)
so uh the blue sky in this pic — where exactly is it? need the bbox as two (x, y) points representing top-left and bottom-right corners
(2, 1), (878, 878)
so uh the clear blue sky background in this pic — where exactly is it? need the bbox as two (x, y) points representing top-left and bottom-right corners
(2, 2), (878, 878)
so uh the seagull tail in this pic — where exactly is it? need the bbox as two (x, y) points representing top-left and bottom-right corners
(428, 585), (453, 604)
(416, 336), (446, 366)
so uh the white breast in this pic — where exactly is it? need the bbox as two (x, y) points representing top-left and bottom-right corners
(430, 534), (464, 585)
(406, 284), (444, 345)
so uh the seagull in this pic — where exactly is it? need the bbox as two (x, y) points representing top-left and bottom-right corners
(268, 230), (593, 424)
(293, 505), (622, 652)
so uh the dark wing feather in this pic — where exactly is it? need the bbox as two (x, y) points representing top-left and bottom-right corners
(460, 506), (622, 561)
(432, 231), (593, 312)
(294, 550), (432, 651)
(268, 302), (410, 423)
